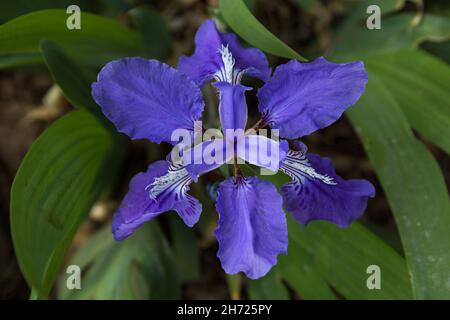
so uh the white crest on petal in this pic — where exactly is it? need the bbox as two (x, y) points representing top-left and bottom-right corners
(214, 45), (243, 84)
(147, 163), (192, 200)
(281, 151), (337, 185)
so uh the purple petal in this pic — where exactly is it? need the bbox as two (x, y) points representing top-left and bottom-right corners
(215, 176), (287, 279)
(112, 160), (202, 240)
(184, 139), (234, 180)
(280, 149), (375, 227)
(258, 57), (368, 139)
(112, 160), (167, 240)
(92, 58), (204, 144)
(220, 32), (271, 82)
(236, 135), (287, 172)
(178, 19), (270, 86)
(213, 82), (250, 132)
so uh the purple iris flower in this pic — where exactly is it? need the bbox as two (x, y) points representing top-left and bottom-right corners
(92, 19), (375, 279)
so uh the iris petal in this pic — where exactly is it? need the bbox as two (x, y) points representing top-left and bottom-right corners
(92, 58), (204, 144)
(178, 19), (270, 86)
(280, 146), (375, 227)
(215, 176), (287, 279)
(112, 160), (202, 240)
(213, 82), (250, 132)
(236, 135), (287, 172)
(184, 139), (234, 180)
(257, 57), (368, 139)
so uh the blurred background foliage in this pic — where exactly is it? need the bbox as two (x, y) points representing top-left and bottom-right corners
(0, 0), (449, 299)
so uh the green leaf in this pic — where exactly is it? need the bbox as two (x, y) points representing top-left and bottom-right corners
(168, 215), (200, 283)
(334, 14), (450, 59)
(219, 0), (307, 61)
(279, 232), (337, 300)
(285, 218), (412, 299)
(0, 52), (42, 69)
(39, 39), (114, 130)
(421, 40), (450, 64)
(365, 49), (450, 155)
(0, 0), (95, 23)
(10, 110), (125, 298)
(40, 40), (96, 111)
(0, 9), (144, 67)
(248, 268), (290, 300)
(347, 74), (450, 299)
(58, 222), (180, 299)
(128, 7), (173, 61)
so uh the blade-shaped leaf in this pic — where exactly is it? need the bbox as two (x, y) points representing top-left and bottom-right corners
(278, 238), (337, 300)
(219, 0), (307, 61)
(347, 74), (450, 299)
(58, 222), (180, 300)
(285, 218), (412, 299)
(128, 7), (173, 61)
(0, 9), (144, 67)
(364, 49), (450, 154)
(40, 40), (97, 111)
(334, 13), (450, 59)
(10, 110), (125, 298)
(168, 215), (200, 283)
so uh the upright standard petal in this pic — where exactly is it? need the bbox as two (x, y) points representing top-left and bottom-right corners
(213, 82), (250, 132)
(257, 57), (368, 139)
(215, 176), (287, 279)
(112, 160), (202, 240)
(279, 147), (375, 227)
(92, 58), (204, 144)
(178, 19), (270, 86)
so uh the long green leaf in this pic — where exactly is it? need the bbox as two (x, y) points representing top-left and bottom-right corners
(334, 13), (450, 59)
(0, 9), (144, 67)
(40, 40), (97, 111)
(364, 49), (450, 154)
(347, 74), (450, 299)
(285, 218), (412, 299)
(219, 0), (306, 61)
(58, 222), (180, 299)
(10, 110), (125, 298)
(128, 7), (173, 61)
(279, 242), (337, 300)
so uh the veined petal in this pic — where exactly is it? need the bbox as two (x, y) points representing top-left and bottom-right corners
(178, 19), (270, 86)
(213, 82), (250, 132)
(280, 147), (375, 227)
(220, 32), (271, 82)
(147, 162), (201, 227)
(112, 160), (202, 240)
(257, 57), (368, 139)
(92, 58), (204, 144)
(215, 176), (287, 279)
(236, 135), (287, 172)
(112, 160), (167, 240)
